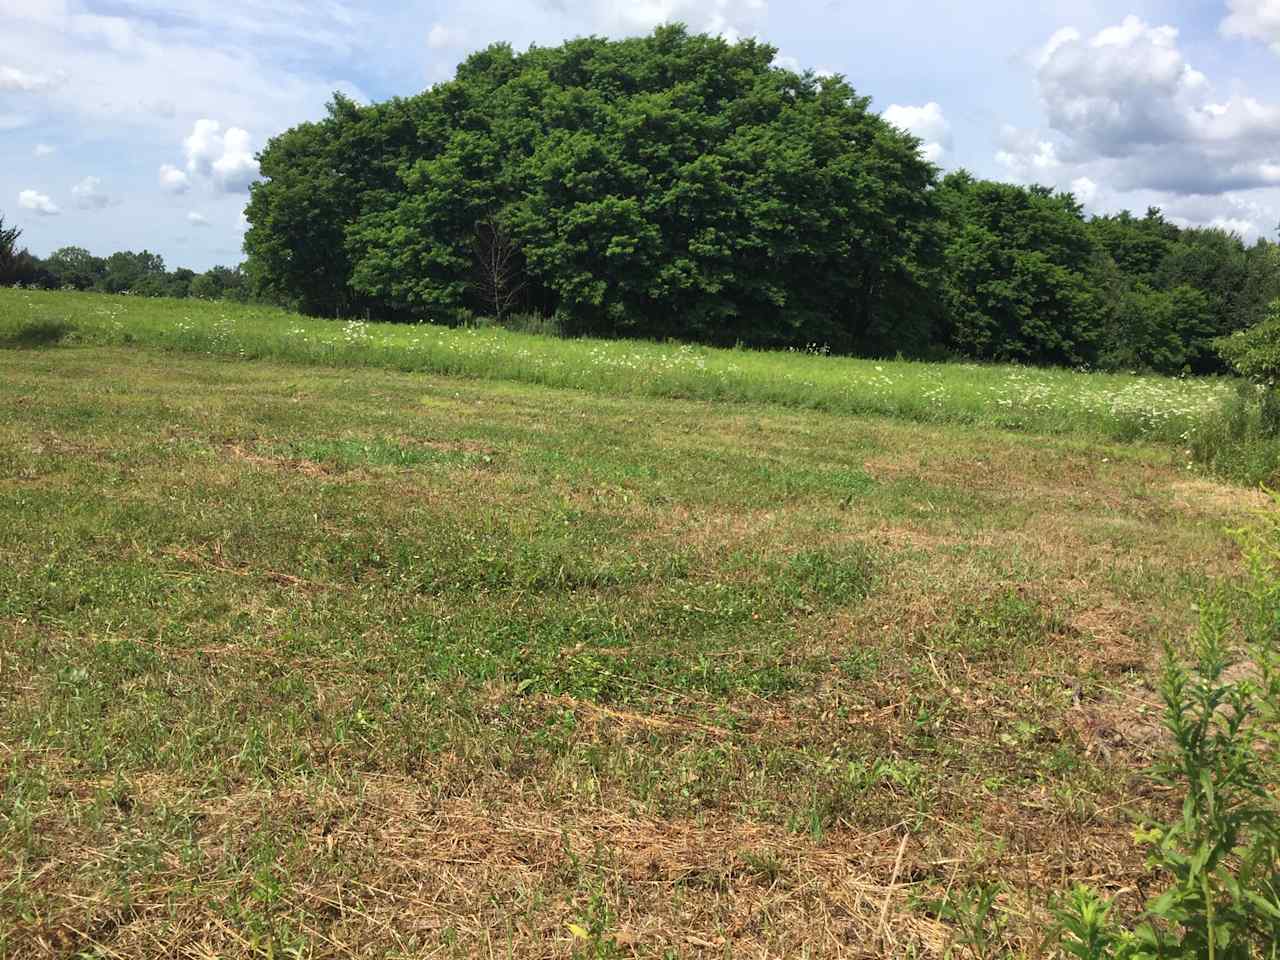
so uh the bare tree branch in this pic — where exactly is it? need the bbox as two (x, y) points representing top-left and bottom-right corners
(472, 218), (526, 321)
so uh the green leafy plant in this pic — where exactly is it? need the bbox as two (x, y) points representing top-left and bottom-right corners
(1217, 300), (1280, 394)
(923, 881), (1009, 959)
(1053, 497), (1280, 959)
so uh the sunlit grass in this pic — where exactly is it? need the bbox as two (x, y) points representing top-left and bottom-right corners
(1, 287), (1233, 444)
(0, 341), (1260, 957)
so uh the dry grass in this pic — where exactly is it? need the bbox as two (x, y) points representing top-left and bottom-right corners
(0, 346), (1249, 959)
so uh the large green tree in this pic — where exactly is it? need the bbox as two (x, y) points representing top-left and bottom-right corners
(247, 27), (941, 353)
(935, 173), (1103, 366)
(45, 246), (106, 290)
(243, 92), (433, 318)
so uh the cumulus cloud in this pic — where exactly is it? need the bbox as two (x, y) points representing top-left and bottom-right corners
(1070, 176), (1100, 208)
(1002, 16), (1280, 197)
(187, 211), (211, 227)
(174, 119), (259, 192)
(71, 175), (110, 210)
(995, 125), (1060, 179)
(159, 163), (191, 194)
(883, 102), (952, 163)
(33, 143), (55, 157)
(18, 189), (59, 215)
(1222, 0), (1280, 54)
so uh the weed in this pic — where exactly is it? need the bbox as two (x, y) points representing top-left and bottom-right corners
(1052, 500), (1280, 959)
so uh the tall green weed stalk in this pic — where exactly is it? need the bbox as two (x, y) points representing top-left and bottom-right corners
(1055, 497), (1280, 959)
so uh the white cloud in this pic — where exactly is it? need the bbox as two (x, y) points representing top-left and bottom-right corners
(772, 53), (800, 71)
(1222, 0), (1280, 55)
(18, 189), (59, 215)
(159, 163), (191, 194)
(71, 175), (110, 210)
(427, 22), (465, 49)
(0, 1), (363, 143)
(188, 211), (211, 227)
(883, 102), (952, 162)
(1070, 175), (1099, 207)
(1003, 16), (1280, 197)
(0, 64), (60, 92)
(995, 125), (1060, 179)
(178, 119), (259, 192)
(33, 143), (55, 157)
(544, 0), (766, 40)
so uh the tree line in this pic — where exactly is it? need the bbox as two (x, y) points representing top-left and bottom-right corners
(8, 27), (1279, 373)
(0, 222), (251, 303)
(238, 26), (1279, 374)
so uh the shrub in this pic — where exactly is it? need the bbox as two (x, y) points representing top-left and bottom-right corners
(1191, 300), (1280, 484)
(1217, 300), (1280, 389)
(1188, 382), (1280, 487)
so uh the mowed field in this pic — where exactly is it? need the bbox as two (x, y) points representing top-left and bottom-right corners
(0, 310), (1266, 956)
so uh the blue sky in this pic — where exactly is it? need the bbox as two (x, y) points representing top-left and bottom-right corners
(3, 0), (1280, 271)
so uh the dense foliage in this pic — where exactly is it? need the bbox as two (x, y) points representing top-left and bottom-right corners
(1217, 299), (1280, 387)
(245, 27), (940, 354)
(935, 174), (1102, 366)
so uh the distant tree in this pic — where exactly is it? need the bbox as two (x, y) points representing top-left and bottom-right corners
(935, 173), (1102, 366)
(45, 246), (106, 290)
(99, 250), (167, 294)
(0, 214), (55, 288)
(164, 268), (197, 299)
(191, 265), (250, 301)
(0, 214), (21, 284)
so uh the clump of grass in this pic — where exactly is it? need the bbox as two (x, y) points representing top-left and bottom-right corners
(1187, 381), (1280, 486)
(0, 316), (74, 348)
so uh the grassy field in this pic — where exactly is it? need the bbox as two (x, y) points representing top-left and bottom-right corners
(0, 293), (1268, 957)
(0, 288), (1235, 445)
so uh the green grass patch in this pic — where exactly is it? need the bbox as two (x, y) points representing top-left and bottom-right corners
(0, 344), (1254, 958)
(0, 287), (1236, 446)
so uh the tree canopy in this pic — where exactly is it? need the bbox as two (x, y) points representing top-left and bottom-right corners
(240, 27), (1280, 372)
(245, 27), (940, 353)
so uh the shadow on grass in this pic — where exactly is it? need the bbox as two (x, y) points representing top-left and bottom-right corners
(0, 318), (75, 349)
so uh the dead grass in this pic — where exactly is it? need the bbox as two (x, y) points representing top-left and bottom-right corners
(0, 347), (1250, 959)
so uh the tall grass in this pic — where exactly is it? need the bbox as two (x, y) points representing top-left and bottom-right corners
(0, 287), (1235, 445)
